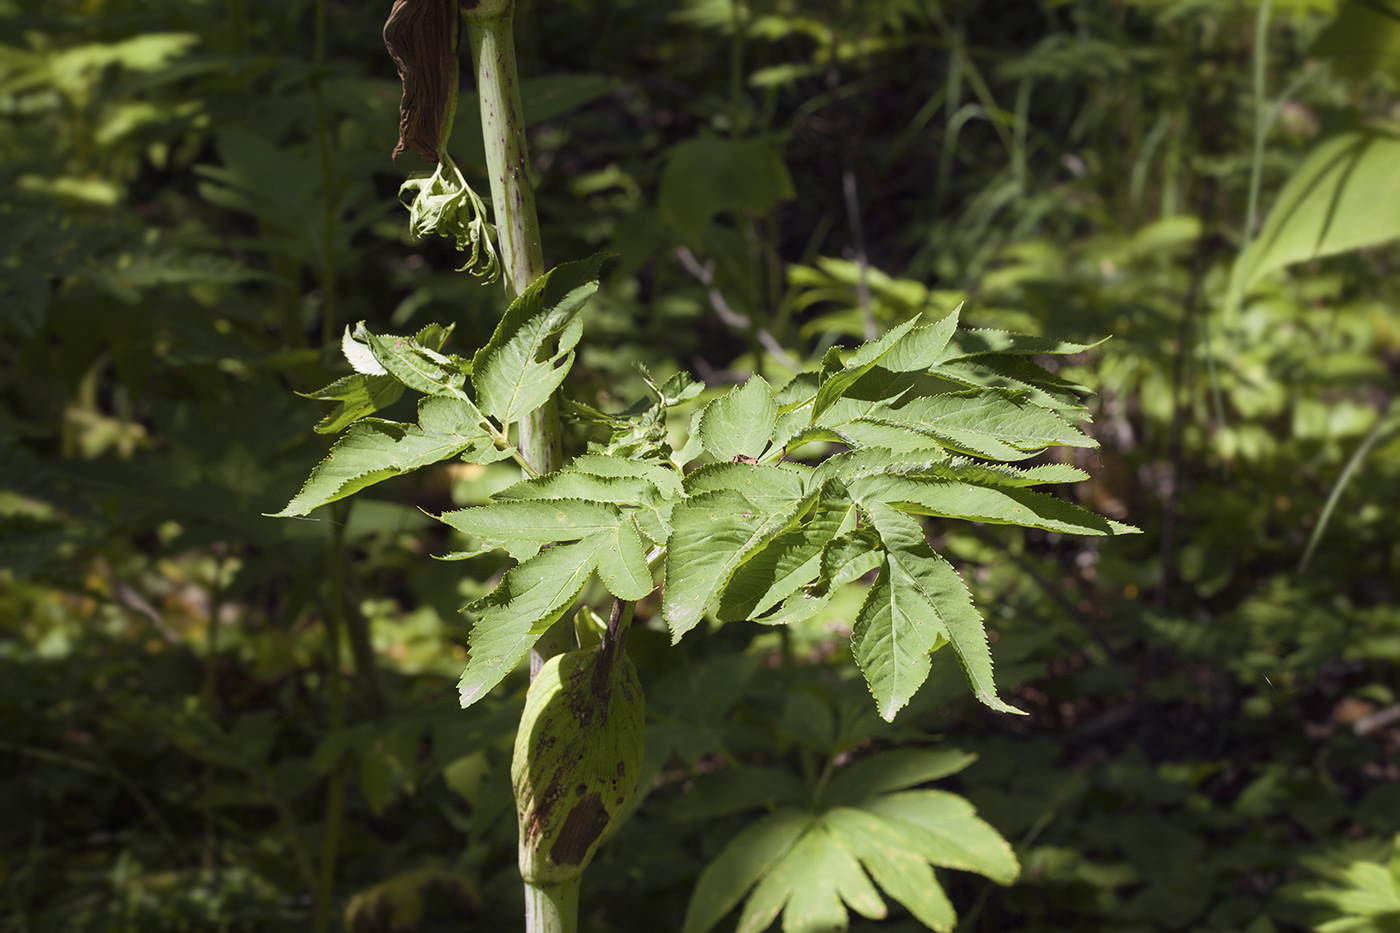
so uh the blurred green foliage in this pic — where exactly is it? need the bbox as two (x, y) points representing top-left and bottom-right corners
(2, 0), (1399, 931)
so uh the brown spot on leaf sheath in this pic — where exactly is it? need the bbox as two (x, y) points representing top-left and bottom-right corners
(383, 0), (460, 161)
(548, 791), (609, 866)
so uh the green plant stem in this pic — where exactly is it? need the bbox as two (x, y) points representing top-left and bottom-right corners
(466, 6), (558, 481)
(466, 5), (569, 675)
(1226, 0), (1273, 337)
(524, 879), (579, 933)
(310, 0), (338, 352)
(1299, 397), (1398, 572)
(313, 501), (350, 933)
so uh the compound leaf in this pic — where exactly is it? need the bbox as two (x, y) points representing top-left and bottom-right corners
(457, 538), (599, 707)
(822, 807), (957, 932)
(271, 397), (497, 517)
(473, 253), (610, 423)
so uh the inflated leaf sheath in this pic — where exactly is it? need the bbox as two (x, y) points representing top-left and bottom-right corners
(384, 0), (461, 161)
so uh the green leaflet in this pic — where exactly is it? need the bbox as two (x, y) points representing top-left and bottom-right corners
(457, 538), (598, 707)
(758, 526), (880, 627)
(812, 312), (961, 420)
(440, 496), (654, 596)
(699, 375), (778, 462)
(683, 809), (815, 933)
(494, 455), (680, 543)
(820, 808), (955, 932)
(861, 789), (1020, 884)
(301, 320), (461, 433)
(858, 502), (1021, 720)
(865, 388), (1096, 460)
(663, 477), (816, 641)
(300, 373), (405, 435)
(822, 748), (977, 807)
(718, 491), (854, 623)
(811, 316), (922, 420)
(933, 457), (1088, 487)
(939, 327), (1103, 361)
(683, 461), (809, 509)
(851, 473), (1118, 536)
(358, 321), (469, 400)
(572, 453), (684, 500)
(472, 253), (611, 424)
(932, 354), (1089, 413)
(814, 446), (951, 485)
(738, 823), (886, 932)
(269, 396), (502, 517)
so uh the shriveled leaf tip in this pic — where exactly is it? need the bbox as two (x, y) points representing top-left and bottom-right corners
(384, 0), (461, 162)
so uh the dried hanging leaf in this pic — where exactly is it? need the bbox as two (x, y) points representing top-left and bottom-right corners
(383, 0), (461, 162)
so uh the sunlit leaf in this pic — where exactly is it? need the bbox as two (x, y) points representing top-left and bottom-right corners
(699, 375), (778, 462)
(270, 397), (499, 517)
(457, 538), (599, 707)
(473, 253), (611, 423)
(859, 502), (1021, 719)
(1247, 131), (1400, 288)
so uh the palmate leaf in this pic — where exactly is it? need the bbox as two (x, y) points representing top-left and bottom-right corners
(683, 752), (1016, 933)
(472, 253), (611, 424)
(270, 396), (505, 517)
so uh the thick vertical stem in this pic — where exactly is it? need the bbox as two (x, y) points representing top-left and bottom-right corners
(467, 6), (560, 480)
(524, 879), (579, 933)
(465, 10), (581, 933)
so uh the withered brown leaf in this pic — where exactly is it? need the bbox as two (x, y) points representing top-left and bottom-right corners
(383, 0), (461, 162)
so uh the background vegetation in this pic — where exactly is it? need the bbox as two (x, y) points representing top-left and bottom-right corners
(2, 0), (1399, 930)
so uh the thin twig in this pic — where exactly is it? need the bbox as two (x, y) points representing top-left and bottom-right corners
(841, 167), (876, 341)
(675, 247), (802, 372)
